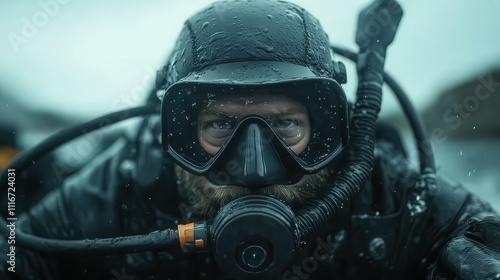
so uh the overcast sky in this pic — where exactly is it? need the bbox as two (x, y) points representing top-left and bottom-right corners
(1, 0), (499, 120)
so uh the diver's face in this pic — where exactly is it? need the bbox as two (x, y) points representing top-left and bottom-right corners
(197, 94), (311, 155)
(176, 94), (334, 218)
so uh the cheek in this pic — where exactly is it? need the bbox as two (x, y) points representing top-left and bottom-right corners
(198, 132), (220, 155)
(289, 128), (310, 155)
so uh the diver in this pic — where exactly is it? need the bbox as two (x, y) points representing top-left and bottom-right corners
(1, 0), (500, 279)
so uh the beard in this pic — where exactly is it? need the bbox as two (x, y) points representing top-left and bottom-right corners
(175, 165), (336, 219)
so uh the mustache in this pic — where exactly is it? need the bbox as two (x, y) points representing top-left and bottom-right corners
(210, 184), (306, 207)
(175, 166), (335, 218)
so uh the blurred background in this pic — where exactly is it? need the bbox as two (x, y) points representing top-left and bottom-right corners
(0, 0), (499, 211)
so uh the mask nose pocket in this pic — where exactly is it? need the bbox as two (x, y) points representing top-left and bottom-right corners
(209, 119), (303, 188)
(239, 123), (285, 187)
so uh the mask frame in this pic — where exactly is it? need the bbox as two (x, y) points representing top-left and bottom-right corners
(161, 77), (350, 179)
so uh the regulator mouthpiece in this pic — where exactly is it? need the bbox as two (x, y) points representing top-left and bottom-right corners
(211, 195), (298, 279)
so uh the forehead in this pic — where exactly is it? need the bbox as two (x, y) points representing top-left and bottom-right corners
(200, 94), (307, 116)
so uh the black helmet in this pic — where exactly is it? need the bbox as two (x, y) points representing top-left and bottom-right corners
(158, 0), (349, 187)
(156, 0), (347, 90)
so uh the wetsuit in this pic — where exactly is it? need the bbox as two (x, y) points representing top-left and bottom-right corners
(1, 118), (499, 280)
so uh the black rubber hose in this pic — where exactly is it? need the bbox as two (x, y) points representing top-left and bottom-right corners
(296, 59), (383, 242)
(0, 105), (158, 186)
(383, 73), (436, 174)
(296, 0), (403, 243)
(332, 46), (436, 174)
(10, 228), (179, 255)
(332, 45), (436, 174)
(0, 105), (181, 254)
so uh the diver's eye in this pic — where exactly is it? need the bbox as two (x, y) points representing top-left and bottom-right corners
(273, 119), (298, 129)
(210, 120), (233, 130)
(271, 118), (306, 146)
(200, 117), (237, 147)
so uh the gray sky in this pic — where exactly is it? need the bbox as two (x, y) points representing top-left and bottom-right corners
(1, 0), (500, 119)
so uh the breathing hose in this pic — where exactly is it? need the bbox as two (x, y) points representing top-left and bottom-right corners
(331, 46), (436, 174)
(296, 0), (408, 244)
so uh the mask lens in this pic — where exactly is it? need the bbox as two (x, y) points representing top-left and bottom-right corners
(196, 94), (311, 157)
(161, 79), (348, 174)
(198, 114), (239, 155)
(270, 118), (307, 146)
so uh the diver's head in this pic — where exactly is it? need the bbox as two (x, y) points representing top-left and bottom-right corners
(157, 0), (349, 217)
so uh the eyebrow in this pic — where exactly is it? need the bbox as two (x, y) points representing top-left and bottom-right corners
(201, 106), (307, 117)
(272, 107), (307, 116)
(201, 112), (238, 119)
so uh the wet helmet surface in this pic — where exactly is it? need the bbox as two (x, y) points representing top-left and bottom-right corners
(156, 0), (345, 89)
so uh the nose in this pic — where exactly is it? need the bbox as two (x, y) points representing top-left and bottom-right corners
(239, 123), (283, 188)
(208, 120), (304, 188)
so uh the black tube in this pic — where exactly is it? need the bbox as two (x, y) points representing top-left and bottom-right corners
(11, 228), (179, 255)
(0, 105), (174, 254)
(0, 105), (158, 187)
(296, 60), (384, 243)
(383, 73), (436, 174)
(296, 0), (404, 243)
(332, 45), (436, 174)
